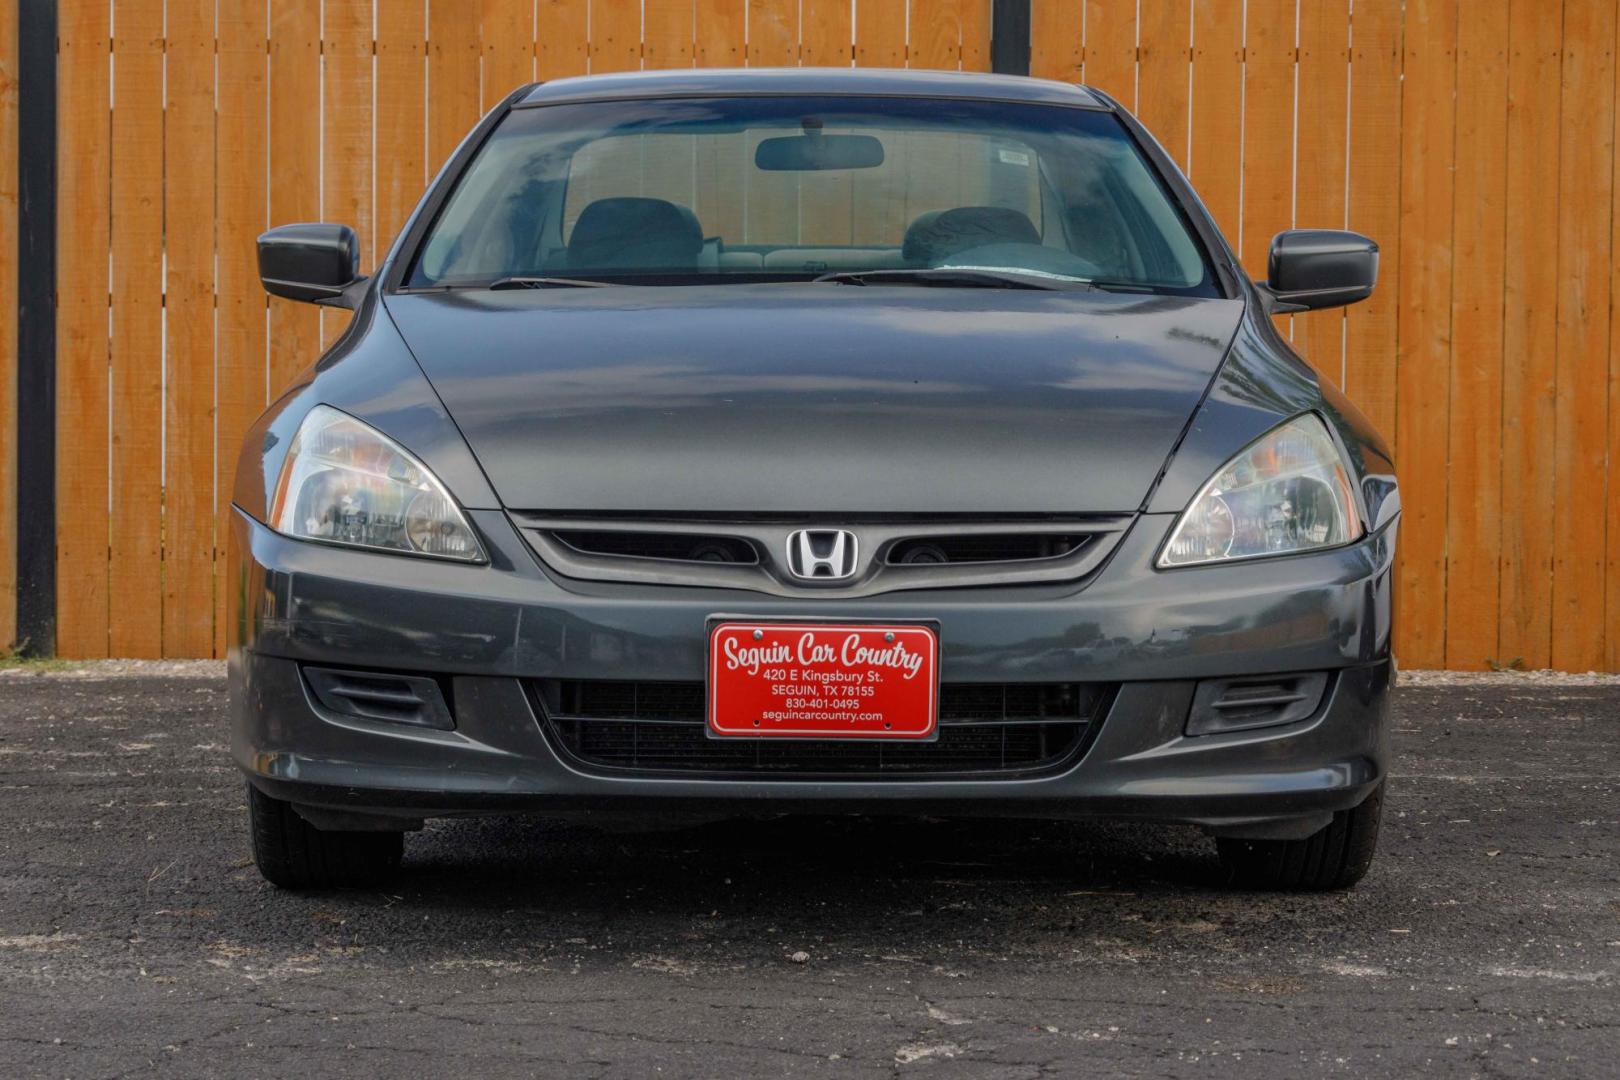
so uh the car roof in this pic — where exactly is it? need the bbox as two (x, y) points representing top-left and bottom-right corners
(515, 67), (1111, 110)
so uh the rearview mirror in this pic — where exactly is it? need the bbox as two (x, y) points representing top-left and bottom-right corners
(258, 223), (364, 307)
(1262, 229), (1378, 312)
(755, 133), (885, 172)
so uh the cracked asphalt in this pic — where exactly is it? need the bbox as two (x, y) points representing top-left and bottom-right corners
(0, 669), (1615, 1078)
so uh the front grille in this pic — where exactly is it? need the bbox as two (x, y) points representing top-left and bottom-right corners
(533, 679), (1110, 778)
(556, 679), (706, 721)
(512, 513), (1134, 597)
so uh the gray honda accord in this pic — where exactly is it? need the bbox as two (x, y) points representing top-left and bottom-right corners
(234, 68), (1396, 891)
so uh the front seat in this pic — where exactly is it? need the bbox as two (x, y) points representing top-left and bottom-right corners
(902, 206), (1042, 265)
(567, 196), (704, 272)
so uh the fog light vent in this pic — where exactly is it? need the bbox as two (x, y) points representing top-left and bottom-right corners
(304, 667), (454, 730)
(1186, 672), (1328, 736)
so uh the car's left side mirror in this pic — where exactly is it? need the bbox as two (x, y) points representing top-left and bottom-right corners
(258, 223), (366, 308)
(1260, 229), (1378, 313)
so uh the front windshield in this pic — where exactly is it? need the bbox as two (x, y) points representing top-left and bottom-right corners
(405, 95), (1219, 295)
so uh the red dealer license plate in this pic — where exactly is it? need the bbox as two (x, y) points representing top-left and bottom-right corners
(707, 621), (939, 739)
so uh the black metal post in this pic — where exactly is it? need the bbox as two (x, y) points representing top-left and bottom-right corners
(990, 0), (1032, 77)
(15, 0), (58, 654)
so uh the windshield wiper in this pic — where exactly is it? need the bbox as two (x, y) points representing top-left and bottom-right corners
(812, 268), (1082, 291)
(487, 276), (614, 290)
(1084, 280), (1166, 295)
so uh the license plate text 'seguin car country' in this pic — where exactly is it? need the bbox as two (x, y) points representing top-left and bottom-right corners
(707, 622), (939, 739)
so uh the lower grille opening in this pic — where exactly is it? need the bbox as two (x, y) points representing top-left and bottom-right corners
(551, 530), (758, 564)
(886, 533), (1086, 565)
(533, 680), (1110, 778)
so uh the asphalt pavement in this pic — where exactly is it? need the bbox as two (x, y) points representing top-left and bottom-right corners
(0, 666), (1615, 1078)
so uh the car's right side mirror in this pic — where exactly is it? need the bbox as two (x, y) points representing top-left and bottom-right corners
(1261, 229), (1378, 312)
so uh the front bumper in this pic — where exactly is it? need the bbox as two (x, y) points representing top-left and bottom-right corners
(229, 508), (1395, 836)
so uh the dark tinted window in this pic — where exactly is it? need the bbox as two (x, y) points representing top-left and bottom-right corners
(407, 96), (1218, 294)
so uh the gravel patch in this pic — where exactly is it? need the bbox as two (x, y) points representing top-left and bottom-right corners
(1397, 667), (1620, 687)
(1, 674), (1616, 1077)
(0, 658), (226, 679)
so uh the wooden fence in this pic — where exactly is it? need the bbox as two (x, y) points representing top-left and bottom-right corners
(1, 0), (1618, 670)
(1029, 0), (1620, 674)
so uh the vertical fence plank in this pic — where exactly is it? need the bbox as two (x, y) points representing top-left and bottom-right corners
(1443, 1), (1509, 670)
(801, 0), (855, 238)
(163, 0), (218, 657)
(644, 3), (697, 224)
(645, 0), (695, 67)
(912, 0), (972, 70)
(1137, 1), (1190, 168)
(1498, 0), (1562, 671)
(690, 0), (744, 240)
(855, 0), (907, 66)
(1030, 0), (1083, 80)
(56, 1), (111, 657)
(324, 0), (374, 353)
(1188, 0), (1242, 242)
(0, 0), (15, 648)
(696, 2), (751, 244)
(697, 0), (747, 66)
(855, 0), (907, 241)
(923, 0), (989, 73)
(539, 0), (590, 78)
(960, 0), (992, 71)
(1611, 10), (1620, 672)
(802, 1), (854, 66)
(1552, 0), (1615, 671)
(1239, 0), (1294, 276)
(107, 0), (165, 658)
(483, 0), (537, 106)
(737, 0), (792, 258)
(430, 0), (483, 170)
(1394, 0), (1458, 669)
(325, 10), (378, 239)
(215, 0), (270, 657)
(1343, 0), (1401, 444)
(1083, 0), (1137, 107)
(268, 1), (321, 395)
(1294, 1), (1350, 384)
(377, 0), (428, 250)
(590, 0), (643, 72)
(749, 0), (799, 65)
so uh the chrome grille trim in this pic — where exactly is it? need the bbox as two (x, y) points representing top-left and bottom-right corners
(510, 514), (1134, 596)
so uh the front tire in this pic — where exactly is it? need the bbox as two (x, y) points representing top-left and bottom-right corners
(247, 783), (404, 889)
(1217, 783), (1384, 891)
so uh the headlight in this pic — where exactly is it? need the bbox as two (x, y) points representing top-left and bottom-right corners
(269, 405), (485, 562)
(1159, 414), (1359, 567)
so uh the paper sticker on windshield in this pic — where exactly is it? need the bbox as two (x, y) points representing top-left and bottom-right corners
(998, 149), (1031, 167)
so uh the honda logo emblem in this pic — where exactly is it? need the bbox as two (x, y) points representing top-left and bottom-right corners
(785, 529), (859, 581)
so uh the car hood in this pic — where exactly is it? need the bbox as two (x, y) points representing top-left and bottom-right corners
(384, 285), (1243, 514)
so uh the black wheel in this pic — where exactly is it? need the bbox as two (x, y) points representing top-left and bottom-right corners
(1217, 783), (1384, 891)
(247, 783), (404, 890)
